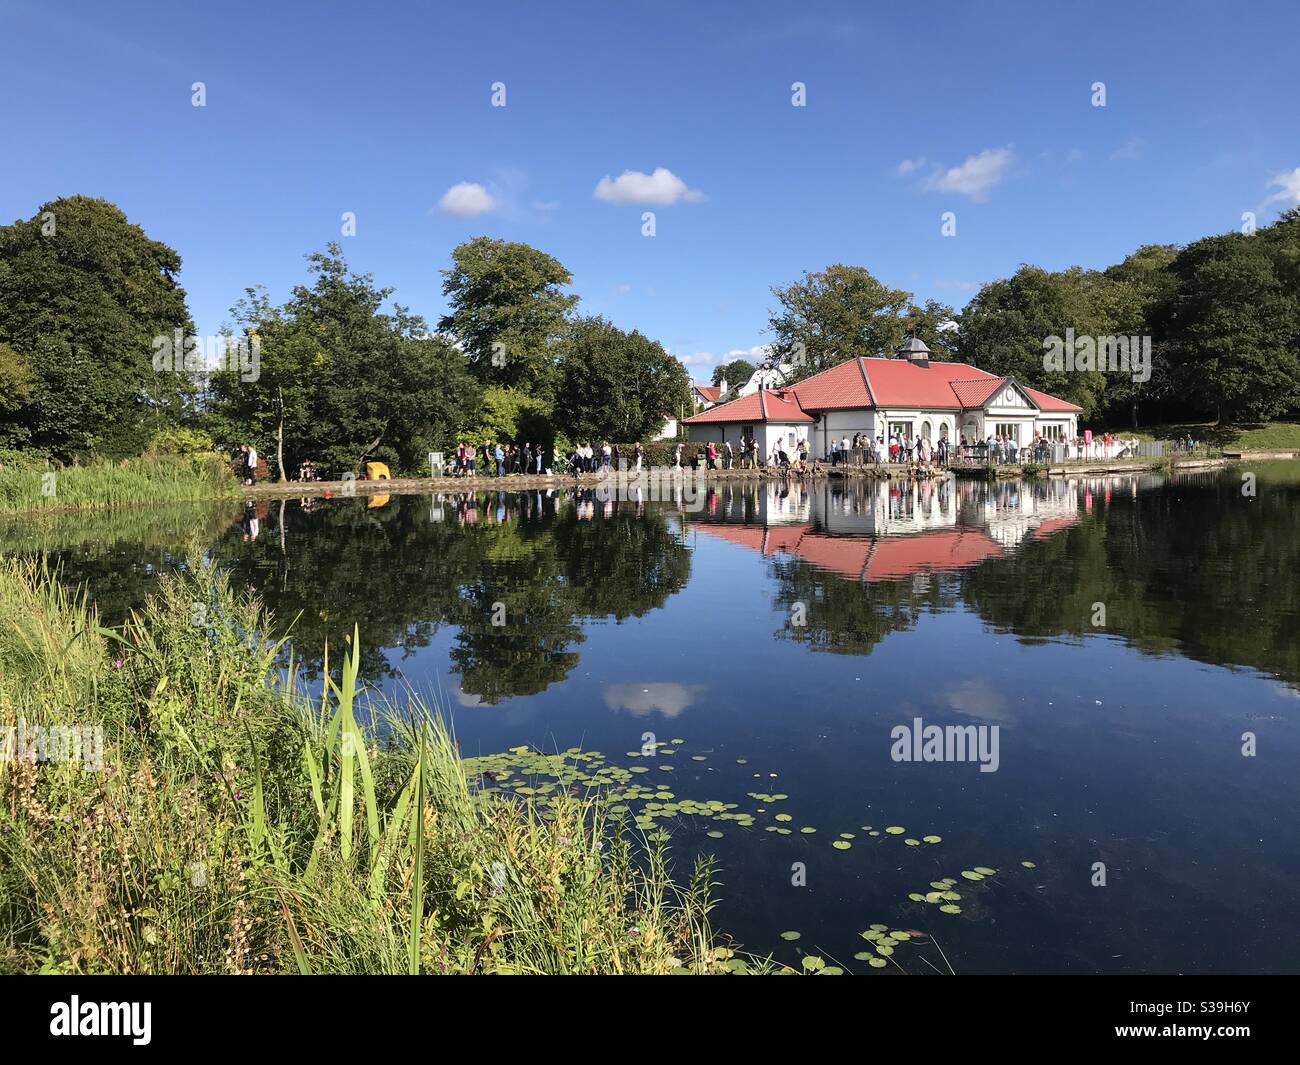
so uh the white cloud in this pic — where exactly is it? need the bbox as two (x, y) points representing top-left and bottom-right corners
(896, 157), (926, 176)
(437, 182), (497, 216)
(530, 199), (561, 213)
(593, 167), (704, 206)
(1109, 137), (1145, 161)
(935, 278), (982, 291)
(922, 148), (1015, 202)
(676, 351), (715, 367)
(1265, 167), (1300, 206)
(603, 682), (702, 718)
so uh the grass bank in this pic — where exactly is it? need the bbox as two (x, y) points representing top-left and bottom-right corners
(0, 454), (239, 515)
(1108, 421), (1300, 451)
(0, 556), (739, 974)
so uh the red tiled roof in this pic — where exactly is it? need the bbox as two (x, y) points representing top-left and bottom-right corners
(949, 377), (1006, 409)
(684, 357), (1078, 420)
(1022, 386), (1083, 413)
(694, 385), (722, 403)
(683, 388), (813, 424)
(783, 359), (875, 411)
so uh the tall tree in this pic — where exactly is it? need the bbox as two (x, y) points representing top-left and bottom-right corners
(1155, 229), (1300, 422)
(552, 316), (690, 442)
(0, 196), (193, 459)
(711, 357), (756, 389)
(208, 245), (480, 476)
(1095, 244), (1179, 427)
(957, 265), (1112, 415)
(766, 264), (913, 379)
(437, 237), (578, 398)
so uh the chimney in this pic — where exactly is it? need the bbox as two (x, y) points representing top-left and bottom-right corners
(720, 376), (728, 395)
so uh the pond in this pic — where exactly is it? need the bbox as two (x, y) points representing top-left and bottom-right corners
(5, 462), (1299, 974)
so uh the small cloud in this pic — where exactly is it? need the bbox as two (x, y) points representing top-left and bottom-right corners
(676, 351), (716, 367)
(896, 157), (927, 176)
(437, 181), (496, 217)
(603, 682), (703, 718)
(922, 147), (1015, 202)
(531, 199), (561, 213)
(1066, 147), (1085, 163)
(935, 278), (982, 291)
(1264, 167), (1300, 207)
(593, 167), (704, 206)
(1109, 137), (1145, 161)
(611, 283), (633, 297)
(942, 678), (1012, 723)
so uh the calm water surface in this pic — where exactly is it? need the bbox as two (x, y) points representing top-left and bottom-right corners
(6, 463), (1299, 974)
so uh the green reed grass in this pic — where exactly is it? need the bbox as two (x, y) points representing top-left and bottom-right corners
(0, 554), (736, 974)
(0, 454), (239, 515)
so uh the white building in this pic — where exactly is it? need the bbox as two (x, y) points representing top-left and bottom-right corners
(683, 338), (1081, 458)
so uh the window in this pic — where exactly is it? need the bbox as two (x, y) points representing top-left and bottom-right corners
(994, 423), (1021, 443)
(1040, 423), (1065, 441)
(921, 421), (932, 440)
(939, 423), (949, 441)
(888, 421), (911, 440)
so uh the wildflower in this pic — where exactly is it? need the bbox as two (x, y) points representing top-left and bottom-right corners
(233, 790), (242, 801)
(114, 658), (123, 669)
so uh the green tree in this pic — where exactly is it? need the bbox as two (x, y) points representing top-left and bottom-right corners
(957, 265), (1112, 415)
(437, 237), (578, 397)
(0, 196), (194, 459)
(1155, 227), (1300, 422)
(0, 342), (36, 448)
(209, 245), (480, 476)
(1095, 245), (1179, 427)
(766, 264), (913, 379)
(552, 316), (690, 442)
(711, 357), (756, 389)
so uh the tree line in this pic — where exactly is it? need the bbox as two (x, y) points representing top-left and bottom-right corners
(2, 196), (1296, 476)
(0, 198), (691, 476)
(766, 209), (1300, 427)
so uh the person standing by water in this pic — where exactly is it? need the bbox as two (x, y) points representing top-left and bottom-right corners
(244, 443), (259, 485)
(633, 441), (644, 472)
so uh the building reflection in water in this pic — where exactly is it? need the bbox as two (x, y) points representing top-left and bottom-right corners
(687, 476), (1087, 582)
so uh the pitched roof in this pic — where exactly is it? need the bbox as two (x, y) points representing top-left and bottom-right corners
(1021, 386), (1083, 413)
(693, 385), (722, 403)
(683, 356), (1079, 421)
(683, 388), (813, 424)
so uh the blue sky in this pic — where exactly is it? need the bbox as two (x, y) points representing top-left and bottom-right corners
(3, 0), (1297, 381)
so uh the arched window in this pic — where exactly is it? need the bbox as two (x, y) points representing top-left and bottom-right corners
(939, 423), (949, 441)
(921, 421), (932, 440)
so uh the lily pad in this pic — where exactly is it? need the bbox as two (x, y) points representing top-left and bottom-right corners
(868, 957), (887, 968)
(885, 826), (905, 835)
(974, 866), (996, 876)
(780, 930), (801, 941)
(832, 840), (851, 850)
(923, 835), (942, 844)
(939, 904), (962, 914)
(961, 870), (984, 881)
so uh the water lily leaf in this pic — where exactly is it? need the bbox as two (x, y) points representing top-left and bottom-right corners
(923, 835), (942, 844)
(974, 866), (996, 875)
(939, 904), (962, 914)
(868, 957), (887, 968)
(961, 870), (984, 881)
(780, 930), (801, 941)
(832, 840), (851, 850)
(885, 826), (905, 835)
